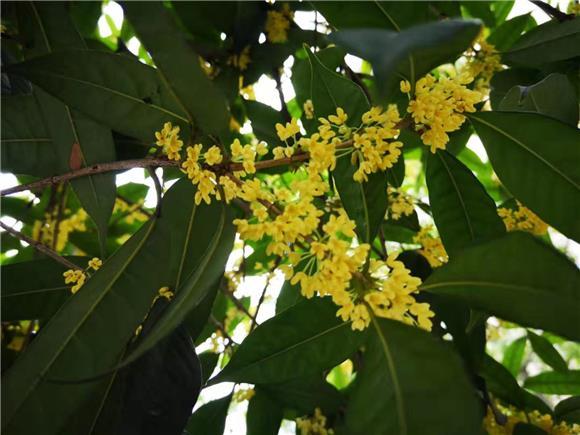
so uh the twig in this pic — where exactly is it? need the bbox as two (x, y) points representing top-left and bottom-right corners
(0, 221), (81, 271)
(210, 315), (237, 346)
(117, 194), (153, 218)
(250, 259), (280, 330)
(221, 286), (256, 323)
(147, 167), (163, 217)
(343, 62), (372, 103)
(272, 67), (291, 123)
(378, 227), (388, 258)
(528, 0), (575, 21)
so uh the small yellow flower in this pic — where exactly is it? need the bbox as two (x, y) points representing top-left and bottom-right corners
(275, 118), (300, 141)
(88, 257), (102, 271)
(400, 80), (411, 93)
(303, 99), (314, 119)
(204, 146), (223, 166)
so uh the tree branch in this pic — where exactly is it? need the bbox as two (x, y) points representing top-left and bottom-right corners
(272, 67), (291, 123)
(0, 221), (82, 271)
(528, 0), (575, 21)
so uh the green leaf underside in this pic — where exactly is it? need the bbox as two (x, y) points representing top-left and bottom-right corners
(345, 317), (482, 435)
(1, 180), (234, 435)
(426, 150), (505, 257)
(422, 232), (580, 341)
(469, 111), (580, 241)
(210, 298), (368, 385)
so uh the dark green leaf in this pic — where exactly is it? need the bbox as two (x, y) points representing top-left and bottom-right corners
(8, 50), (190, 143)
(246, 389), (283, 435)
(210, 298), (368, 385)
(1, 257), (86, 321)
(1, 179), (234, 435)
(462, 1), (496, 27)
(524, 370), (580, 395)
(480, 354), (551, 414)
(185, 395), (231, 435)
(488, 13), (535, 52)
(426, 150), (505, 257)
(502, 336), (527, 377)
(469, 111), (580, 241)
(198, 352), (219, 386)
(345, 317), (483, 435)
(123, 2), (229, 140)
(244, 100), (286, 146)
(422, 232), (580, 341)
(513, 422), (548, 435)
(499, 73), (579, 126)
(555, 396), (580, 423)
(527, 331), (568, 372)
(275, 280), (305, 314)
(330, 19), (481, 99)
(1, 95), (56, 177)
(504, 17), (580, 67)
(489, 68), (543, 110)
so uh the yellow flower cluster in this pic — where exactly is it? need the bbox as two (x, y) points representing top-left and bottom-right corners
(63, 256), (102, 294)
(265, 3), (293, 43)
(113, 198), (149, 224)
(387, 187), (415, 220)
(228, 46), (251, 71)
(498, 202), (548, 236)
(155, 122), (183, 161)
(232, 387), (255, 402)
(484, 404), (580, 435)
(463, 33), (503, 93)
(296, 408), (334, 435)
(414, 226), (448, 268)
(404, 74), (482, 153)
(303, 99), (314, 119)
(32, 208), (88, 252)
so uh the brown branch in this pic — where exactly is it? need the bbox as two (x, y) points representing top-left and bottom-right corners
(0, 221), (82, 271)
(272, 67), (291, 123)
(221, 286), (256, 323)
(147, 167), (163, 217)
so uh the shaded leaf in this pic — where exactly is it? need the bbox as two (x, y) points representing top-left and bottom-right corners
(198, 352), (219, 386)
(184, 395), (231, 435)
(513, 422), (548, 435)
(527, 331), (568, 372)
(502, 336), (527, 377)
(345, 317), (483, 435)
(244, 100), (286, 146)
(422, 232), (580, 341)
(555, 396), (580, 424)
(246, 389), (283, 435)
(210, 298), (367, 385)
(488, 13), (535, 52)
(426, 150), (505, 257)
(469, 111), (580, 241)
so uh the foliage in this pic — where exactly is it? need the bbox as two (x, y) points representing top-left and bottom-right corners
(1, 1), (579, 435)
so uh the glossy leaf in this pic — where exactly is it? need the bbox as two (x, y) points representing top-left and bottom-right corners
(502, 336), (527, 377)
(1, 257), (85, 321)
(488, 13), (535, 51)
(1, 95), (55, 177)
(185, 395), (231, 435)
(198, 352), (220, 386)
(503, 17), (580, 67)
(426, 150), (505, 257)
(422, 232), (580, 341)
(499, 73), (579, 127)
(524, 371), (580, 395)
(469, 111), (580, 241)
(527, 331), (568, 372)
(330, 19), (481, 98)
(1, 180), (234, 435)
(209, 298), (368, 385)
(8, 50), (189, 143)
(345, 317), (483, 435)
(555, 396), (580, 423)
(246, 389), (283, 435)
(123, 2), (229, 139)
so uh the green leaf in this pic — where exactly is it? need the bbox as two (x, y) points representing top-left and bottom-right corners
(122, 2), (229, 140)
(345, 317), (483, 435)
(502, 336), (527, 377)
(246, 389), (283, 435)
(504, 17), (580, 67)
(24, 3), (117, 252)
(185, 395), (231, 435)
(499, 73), (579, 127)
(209, 298), (368, 385)
(199, 352), (219, 386)
(469, 111), (580, 241)
(330, 19), (481, 99)
(244, 100), (286, 146)
(426, 150), (505, 257)
(0, 95), (56, 177)
(304, 49), (389, 242)
(489, 68), (543, 110)
(0, 179), (234, 435)
(480, 354), (551, 414)
(524, 370), (580, 395)
(422, 232), (580, 341)
(513, 422), (548, 435)
(8, 49), (189, 144)
(488, 13), (535, 52)
(1, 257), (86, 321)
(527, 331), (568, 372)
(462, 1), (496, 27)
(555, 396), (580, 423)
(275, 279), (305, 314)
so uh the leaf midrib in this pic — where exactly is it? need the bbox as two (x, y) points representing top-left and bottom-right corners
(470, 114), (580, 192)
